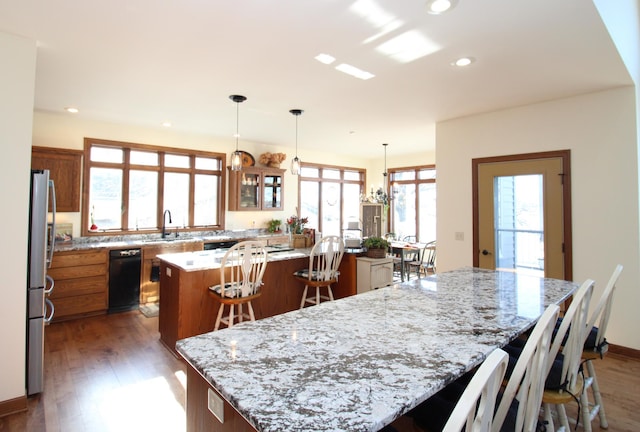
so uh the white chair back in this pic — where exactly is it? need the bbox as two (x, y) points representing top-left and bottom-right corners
(219, 241), (268, 298)
(493, 304), (560, 432)
(307, 236), (344, 281)
(443, 349), (509, 432)
(587, 264), (623, 351)
(548, 279), (594, 392)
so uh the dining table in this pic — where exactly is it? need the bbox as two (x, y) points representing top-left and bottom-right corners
(176, 267), (578, 432)
(389, 241), (421, 281)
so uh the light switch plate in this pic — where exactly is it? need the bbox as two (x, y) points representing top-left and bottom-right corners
(166, 267), (172, 277)
(208, 388), (224, 423)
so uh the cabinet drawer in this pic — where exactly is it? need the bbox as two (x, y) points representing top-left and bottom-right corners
(48, 263), (107, 280)
(49, 275), (107, 299)
(51, 250), (107, 268)
(52, 293), (108, 320)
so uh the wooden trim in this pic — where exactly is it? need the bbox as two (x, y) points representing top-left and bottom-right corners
(472, 150), (572, 280)
(0, 396), (27, 418)
(609, 343), (640, 360)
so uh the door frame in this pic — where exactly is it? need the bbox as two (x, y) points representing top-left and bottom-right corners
(472, 150), (573, 280)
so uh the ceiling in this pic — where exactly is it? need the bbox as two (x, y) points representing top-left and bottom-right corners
(0, 0), (631, 158)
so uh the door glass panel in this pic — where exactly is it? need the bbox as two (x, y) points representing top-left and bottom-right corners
(392, 183), (416, 240)
(321, 183), (340, 236)
(194, 174), (218, 226)
(300, 181), (319, 231)
(494, 174), (544, 276)
(418, 182), (436, 242)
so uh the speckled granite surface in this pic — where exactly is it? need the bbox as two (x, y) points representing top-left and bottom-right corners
(176, 267), (578, 432)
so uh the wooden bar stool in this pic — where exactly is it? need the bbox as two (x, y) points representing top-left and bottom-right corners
(208, 241), (268, 330)
(293, 235), (344, 309)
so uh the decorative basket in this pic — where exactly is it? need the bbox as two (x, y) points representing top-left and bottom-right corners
(291, 234), (307, 248)
(366, 248), (387, 259)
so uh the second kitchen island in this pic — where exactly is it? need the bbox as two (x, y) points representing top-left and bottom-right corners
(157, 247), (361, 355)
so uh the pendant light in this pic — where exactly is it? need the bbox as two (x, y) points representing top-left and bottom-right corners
(229, 94), (247, 171)
(290, 109), (303, 175)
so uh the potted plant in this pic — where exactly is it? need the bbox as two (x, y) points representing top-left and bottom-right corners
(267, 219), (282, 233)
(363, 236), (390, 258)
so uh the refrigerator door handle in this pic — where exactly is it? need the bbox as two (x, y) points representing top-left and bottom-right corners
(45, 298), (55, 324)
(48, 179), (57, 268)
(45, 274), (55, 295)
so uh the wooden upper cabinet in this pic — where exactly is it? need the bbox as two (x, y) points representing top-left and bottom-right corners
(31, 146), (83, 212)
(228, 166), (285, 211)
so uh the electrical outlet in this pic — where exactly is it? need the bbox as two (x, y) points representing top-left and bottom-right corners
(208, 388), (224, 423)
(455, 232), (464, 241)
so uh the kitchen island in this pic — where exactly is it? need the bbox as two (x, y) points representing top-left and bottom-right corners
(157, 247), (362, 355)
(176, 267), (578, 432)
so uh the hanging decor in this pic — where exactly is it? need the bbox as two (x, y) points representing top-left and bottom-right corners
(229, 94), (247, 171)
(290, 109), (304, 175)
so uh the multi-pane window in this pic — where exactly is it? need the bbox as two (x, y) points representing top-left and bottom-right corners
(389, 165), (436, 242)
(83, 138), (225, 236)
(298, 163), (365, 237)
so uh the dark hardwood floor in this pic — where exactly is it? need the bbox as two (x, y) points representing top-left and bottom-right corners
(1, 310), (639, 431)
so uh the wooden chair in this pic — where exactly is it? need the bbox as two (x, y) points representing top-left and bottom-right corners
(541, 279), (595, 432)
(580, 264), (623, 429)
(208, 241), (268, 330)
(405, 240), (436, 279)
(442, 349), (509, 432)
(293, 235), (344, 309)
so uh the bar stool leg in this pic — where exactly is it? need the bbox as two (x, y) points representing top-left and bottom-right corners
(300, 285), (309, 309)
(215, 304), (225, 331)
(586, 360), (608, 428)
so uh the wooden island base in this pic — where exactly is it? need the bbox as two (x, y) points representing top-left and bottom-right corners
(159, 252), (359, 355)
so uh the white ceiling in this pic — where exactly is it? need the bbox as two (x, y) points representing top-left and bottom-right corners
(0, 0), (631, 158)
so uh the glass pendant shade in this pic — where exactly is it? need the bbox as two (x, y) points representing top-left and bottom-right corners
(231, 150), (243, 171)
(229, 94), (247, 172)
(290, 156), (301, 175)
(289, 109), (304, 175)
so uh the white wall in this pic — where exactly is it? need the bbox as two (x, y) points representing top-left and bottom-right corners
(0, 32), (36, 402)
(436, 87), (640, 350)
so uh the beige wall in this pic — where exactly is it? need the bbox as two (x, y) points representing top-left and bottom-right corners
(33, 111), (434, 236)
(436, 87), (640, 350)
(0, 32), (37, 402)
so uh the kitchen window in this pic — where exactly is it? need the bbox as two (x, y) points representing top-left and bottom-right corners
(298, 163), (365, 237)
(389, 165), (436, 242)
(82, 138), (226, 236)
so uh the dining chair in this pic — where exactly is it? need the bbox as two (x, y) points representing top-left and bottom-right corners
(293, 235), (344, 309)
(442, 348), (509, 432)
(580, 264), (623, 429)
(539, 278), (595, 432)
(405, 240), (436, 279)
(208, 241), (268, 330)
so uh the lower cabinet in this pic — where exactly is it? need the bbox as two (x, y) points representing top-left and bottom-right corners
(356, 257), (394, 294)
(47, 249), (109, 321)
(140, 241), (203, 304)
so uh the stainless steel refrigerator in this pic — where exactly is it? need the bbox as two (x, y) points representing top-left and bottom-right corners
(27, 169), (56, 395)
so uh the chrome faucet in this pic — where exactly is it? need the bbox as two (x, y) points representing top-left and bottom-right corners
(162, 210), (172, 238)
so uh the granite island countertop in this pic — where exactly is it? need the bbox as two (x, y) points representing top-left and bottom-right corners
(176, 267), (579, 432)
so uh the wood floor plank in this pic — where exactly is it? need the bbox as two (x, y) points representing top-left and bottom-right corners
(1, 310), (638, 431)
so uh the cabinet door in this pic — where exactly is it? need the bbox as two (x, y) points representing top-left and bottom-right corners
(263, 173), (283, 210)
(31, 147), (83, 212)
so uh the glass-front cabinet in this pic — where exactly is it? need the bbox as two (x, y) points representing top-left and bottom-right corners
(228, 166), (285, 211)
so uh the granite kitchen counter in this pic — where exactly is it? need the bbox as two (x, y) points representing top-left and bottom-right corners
(176, 267), (578, 432)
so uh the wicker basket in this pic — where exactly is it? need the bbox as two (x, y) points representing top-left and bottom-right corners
(366, 248), (387, 259)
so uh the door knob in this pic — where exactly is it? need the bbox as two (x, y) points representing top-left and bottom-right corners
(481, 249), (491, 256)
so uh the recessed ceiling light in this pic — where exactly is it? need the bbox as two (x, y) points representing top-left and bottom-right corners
(315, 53), (336, 65)
(426, 0), (458, 15)
(452, 57), (475, 67)
(161, 121), (172, 127)
(64, 107), (79, 113)
(335, 63), (375, 80)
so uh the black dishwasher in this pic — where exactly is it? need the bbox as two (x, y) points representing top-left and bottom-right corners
(109, 248), (142, 313)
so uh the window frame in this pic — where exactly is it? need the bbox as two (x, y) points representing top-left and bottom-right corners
(82, 137), (226, 237)
(297, 162), (366, 236)
(388, 164), (436, 241)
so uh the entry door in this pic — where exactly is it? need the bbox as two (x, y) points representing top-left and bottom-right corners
(473, 151), (572, 280)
